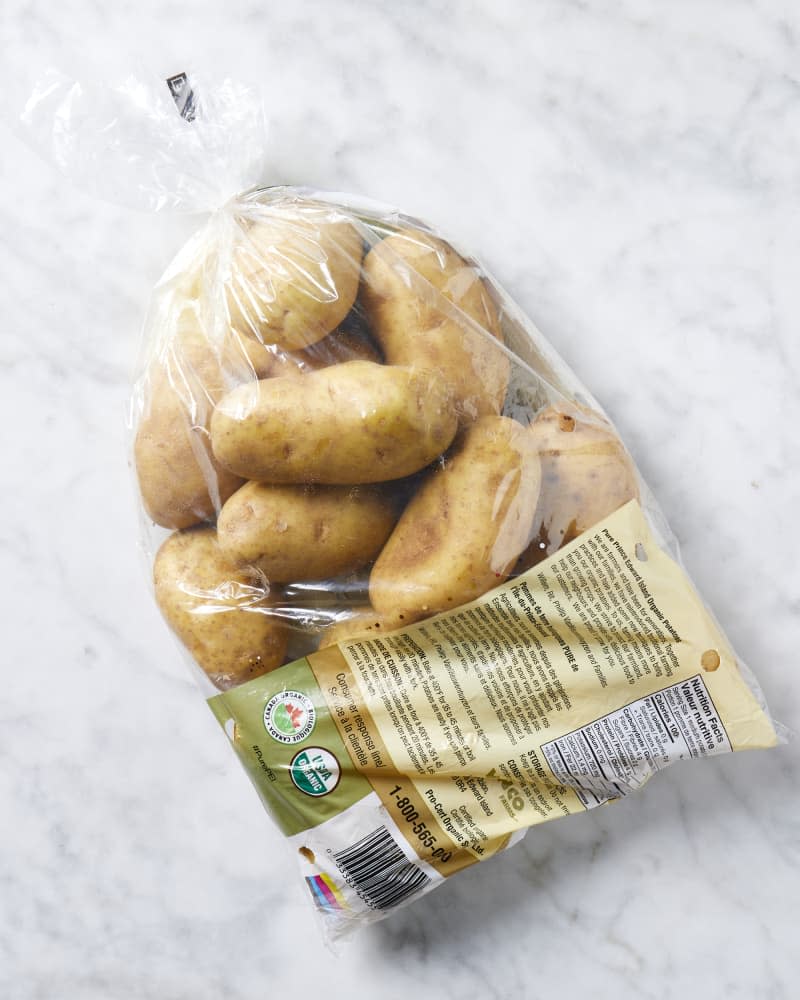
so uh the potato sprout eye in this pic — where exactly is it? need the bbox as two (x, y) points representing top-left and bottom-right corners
(557, 413), (576, 432)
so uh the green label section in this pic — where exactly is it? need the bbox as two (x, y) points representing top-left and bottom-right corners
(208, 658), (372, 836)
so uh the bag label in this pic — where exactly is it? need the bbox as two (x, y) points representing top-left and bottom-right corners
(209, 500), (776, 884)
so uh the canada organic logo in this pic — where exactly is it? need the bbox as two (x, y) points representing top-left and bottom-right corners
(264, 691), (316, 745)
(289, 748), (340, 797)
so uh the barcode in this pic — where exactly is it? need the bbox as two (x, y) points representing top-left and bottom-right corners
(331, 826), (430, 910)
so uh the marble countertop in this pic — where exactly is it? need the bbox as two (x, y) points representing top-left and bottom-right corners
(2, 2), (798, 997)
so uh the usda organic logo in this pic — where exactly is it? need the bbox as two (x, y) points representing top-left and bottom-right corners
(289, 747), (340, 797)
(264, 691), (316, 745)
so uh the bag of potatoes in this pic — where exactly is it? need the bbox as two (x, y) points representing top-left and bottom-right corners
(23, 69), (781, 942)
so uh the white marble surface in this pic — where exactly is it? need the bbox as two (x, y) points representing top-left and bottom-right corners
(2, 1), (799, 997)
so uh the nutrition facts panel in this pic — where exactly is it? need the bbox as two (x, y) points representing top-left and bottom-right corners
(541, 674), (732, 808)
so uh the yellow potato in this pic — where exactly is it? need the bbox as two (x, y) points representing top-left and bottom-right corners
(516, 406), (640, 570)
(135, 318), (247, 529)
(318, 608), (390, 649)
(154, 527), (287, 691)
(361, 229), (509, 424)
(217, 482), (397, 581)
(225, 211), (363, 350)
(370, 416), (541, 625)
(211, 361), (458, 484)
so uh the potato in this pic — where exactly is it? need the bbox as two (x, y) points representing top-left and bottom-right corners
(361, 229), (509, 424)
(225, 211), (363, 350)
(154, 527), (287, 690)
(211, 361), (458, 484)
(318, 608), (390, 649)
(135, 318), (248, 529)
(370, 416), (541, 625)
(217, 482), (397, 581)
(516, 406), (640, 570)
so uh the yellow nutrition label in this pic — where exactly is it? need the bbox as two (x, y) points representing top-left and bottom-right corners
(308, 500), (777, 873)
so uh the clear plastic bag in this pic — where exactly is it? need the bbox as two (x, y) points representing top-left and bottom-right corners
(21, 67), (781, 944)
